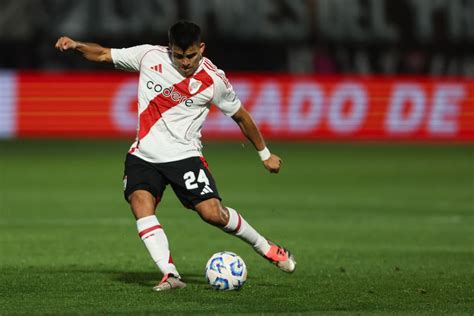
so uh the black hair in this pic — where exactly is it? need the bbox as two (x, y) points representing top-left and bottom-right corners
(168, 21), (201, 50)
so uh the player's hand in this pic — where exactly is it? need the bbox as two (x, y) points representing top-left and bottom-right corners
(263, 154), (282, 174)
(55, 36), (78, 52)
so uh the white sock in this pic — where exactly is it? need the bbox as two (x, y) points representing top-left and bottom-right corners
(223, 207), (271, 256)
(136, 215), (180, 277)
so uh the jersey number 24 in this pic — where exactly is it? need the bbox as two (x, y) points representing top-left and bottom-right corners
(183, 169), (209, 190)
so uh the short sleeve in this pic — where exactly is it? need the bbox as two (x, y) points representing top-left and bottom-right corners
(211, 70), (242, 117)
(111, 45), (154, 72)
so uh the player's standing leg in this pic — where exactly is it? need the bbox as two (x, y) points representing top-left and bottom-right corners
(129, 190), (186, 291)
(124, 153), (187, 291)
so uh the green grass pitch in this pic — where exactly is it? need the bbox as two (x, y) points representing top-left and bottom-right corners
(0, 140), (473, 315)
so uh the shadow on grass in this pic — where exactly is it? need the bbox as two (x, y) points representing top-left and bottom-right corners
(114, 271), (158, 287)
(2, 265), (208, 289)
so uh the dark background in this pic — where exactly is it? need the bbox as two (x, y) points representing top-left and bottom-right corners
(1, 0), (474, 75)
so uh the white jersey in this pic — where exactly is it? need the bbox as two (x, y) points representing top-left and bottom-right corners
(111, 45), (241, 163)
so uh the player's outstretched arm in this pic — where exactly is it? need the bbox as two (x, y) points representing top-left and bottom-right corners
(232, 106), (282, 173)
(55, 36), (112, 63)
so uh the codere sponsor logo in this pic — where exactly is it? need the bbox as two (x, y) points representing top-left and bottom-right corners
(146, 81), (194, 107)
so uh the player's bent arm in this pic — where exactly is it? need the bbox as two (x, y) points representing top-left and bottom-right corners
(55, 36), (112, 63)
(232, 106), (282, 173)
(232, 106), (266, 151)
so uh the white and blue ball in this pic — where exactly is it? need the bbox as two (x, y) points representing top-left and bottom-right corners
(205, 251), (247, 290)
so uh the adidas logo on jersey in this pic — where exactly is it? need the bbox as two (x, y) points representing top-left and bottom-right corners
(200, 185), (214, 195)
(150, 64), (162, 73)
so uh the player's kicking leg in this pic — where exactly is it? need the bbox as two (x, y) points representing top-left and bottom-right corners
(222, 206), (296, 273)
(194, 199), (296, 273)
(168, 157), (295, 274)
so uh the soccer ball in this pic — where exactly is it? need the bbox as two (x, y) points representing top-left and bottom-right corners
(205, 251), (247, 290)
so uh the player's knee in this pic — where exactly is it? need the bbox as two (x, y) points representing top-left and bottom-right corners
(195, 199), (227, 227)
(129, 190), (148, 204)
(128, 190), (155, 218)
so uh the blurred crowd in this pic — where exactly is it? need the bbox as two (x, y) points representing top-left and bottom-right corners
(1, 0), (473, 75)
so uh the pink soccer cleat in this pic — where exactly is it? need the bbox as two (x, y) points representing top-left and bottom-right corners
(264, 241), (296, 273)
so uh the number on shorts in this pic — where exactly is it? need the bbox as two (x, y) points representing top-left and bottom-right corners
(184, 169), (209, 190)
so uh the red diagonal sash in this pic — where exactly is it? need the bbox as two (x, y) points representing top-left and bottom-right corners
(137, 69), (214, 140)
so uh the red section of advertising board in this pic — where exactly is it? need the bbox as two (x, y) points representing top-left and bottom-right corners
(14, 72), (474, 141)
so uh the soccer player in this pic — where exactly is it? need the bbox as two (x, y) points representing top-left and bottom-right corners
(55, 21), (296, 291)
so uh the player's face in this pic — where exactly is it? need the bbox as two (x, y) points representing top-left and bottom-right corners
(171, 43), (205, 77)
